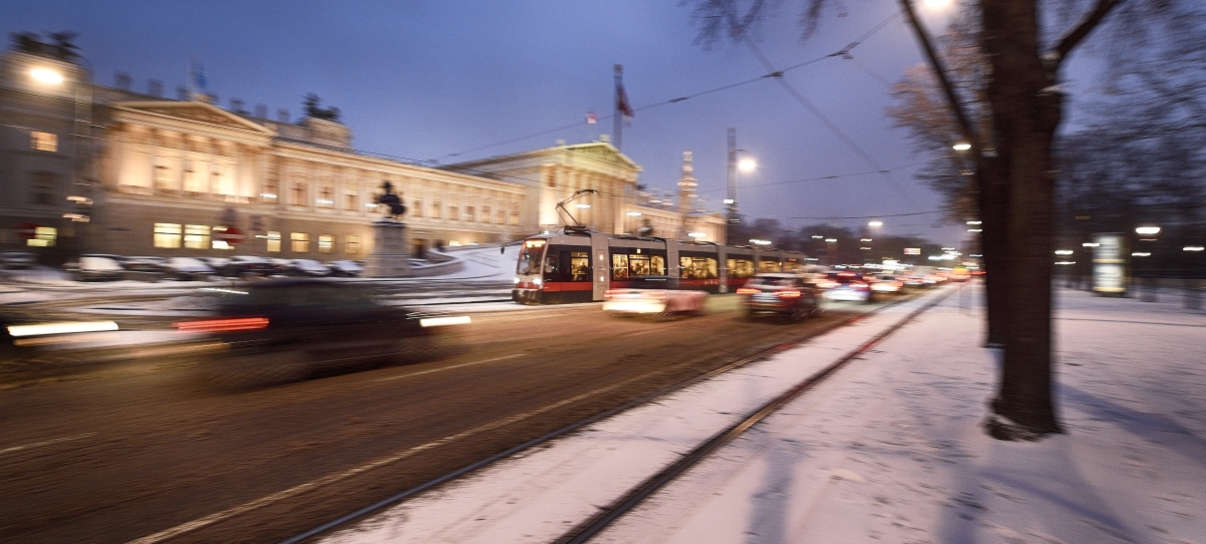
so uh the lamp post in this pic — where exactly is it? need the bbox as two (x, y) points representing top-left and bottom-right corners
(1135, 226), (1160, 302)
(724, 128), (756, 245)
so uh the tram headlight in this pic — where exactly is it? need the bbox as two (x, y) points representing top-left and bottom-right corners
(533, 278), (542, 285)
(513, 277), (520, 284)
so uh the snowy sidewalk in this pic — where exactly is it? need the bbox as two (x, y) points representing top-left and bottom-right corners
(598, 286), (1206, 544)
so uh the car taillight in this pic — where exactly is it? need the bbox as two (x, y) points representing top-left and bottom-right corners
(818, 281), (838, 289)
(174, 317), (269, 333)
(736, 288), (759, 295)
(853, 282), (869, 290)
(777, 290), (801, 298)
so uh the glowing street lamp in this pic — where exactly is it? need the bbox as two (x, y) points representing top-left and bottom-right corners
(30, 67), (64, 85)
(952, 142), (971, 152)
(737, 157), (757, 173)
(868, 220), (883, 228)
(1135, 226), (1161, 236)
(749, 238), (772, 246)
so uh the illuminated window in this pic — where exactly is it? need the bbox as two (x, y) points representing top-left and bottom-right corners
(261, 177), (279, 201)
(182, 161), (202, 193)
(449, 206), (459, 221)
(154, 164), (174, 191)
(26, 227), (57, 247)
(481, 206), (491, 224)
(31, 131), (57, 152)
(346, 234), (361, 255)
(318, 234), (334, 253)
(726, 258), (754, 279)
(154, 223), (182, 249)
(210, 227), (235, 250)
(266, 231), (281, 253)
(291, 232), (309, 253)
(183, 224), (209, 249)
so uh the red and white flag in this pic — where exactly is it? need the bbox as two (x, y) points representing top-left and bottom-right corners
(586, 111), (597, 125)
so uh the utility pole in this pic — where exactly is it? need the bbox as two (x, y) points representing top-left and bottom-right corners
(725, 127), (738, 244)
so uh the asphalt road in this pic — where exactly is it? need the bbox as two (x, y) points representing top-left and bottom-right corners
(0, 294), (903, 543)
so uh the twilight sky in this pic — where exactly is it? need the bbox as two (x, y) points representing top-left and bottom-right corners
(2, 0), (1106, 245)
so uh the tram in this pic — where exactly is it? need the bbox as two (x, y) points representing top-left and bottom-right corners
(512, 229), (810, 304)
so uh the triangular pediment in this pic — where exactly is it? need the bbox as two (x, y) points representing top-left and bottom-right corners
(564, 141), (641, 171)
(113, 100), (276, 136)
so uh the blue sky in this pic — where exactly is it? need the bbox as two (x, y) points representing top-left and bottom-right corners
(4, 0), (1107, 245)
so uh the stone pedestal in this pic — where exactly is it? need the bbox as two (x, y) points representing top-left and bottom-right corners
(364, 219), (411, 277)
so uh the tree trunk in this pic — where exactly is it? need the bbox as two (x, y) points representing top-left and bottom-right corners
(978, 153), (1009, 347)
(981, 0), (1062, 439)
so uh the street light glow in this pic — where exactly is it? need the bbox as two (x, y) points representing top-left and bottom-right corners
(30, 67), (64, 84)
(952, 142), (971, 151)
(737, 157), (757, 172)
(824, 238), (837, 243)
(925, 0), (953, 8)
(749, 239), (772, 246)
(722, 198), (735, 205)
(625, 211), (642, 217)
(966, 220), (982, 225)
(1135, 226), (1161, 235)
(1054, 249), (1073, 256)
(860, 238), (872, 242)
(868, 220), (883, 227)
(968, 228), (983, 233)
(687, 232), (706, 238)
(1132, 252), (1151, 257)
(1185, 246), (1205, 252)
(1082, 242), (1100, 248)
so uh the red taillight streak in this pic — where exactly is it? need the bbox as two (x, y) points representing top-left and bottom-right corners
(736, 288), (759, 295)
(777, 290), (801, 298)
(174, 317), (269, 332)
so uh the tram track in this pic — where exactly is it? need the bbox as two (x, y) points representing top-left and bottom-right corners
(267, 290), (948, 544)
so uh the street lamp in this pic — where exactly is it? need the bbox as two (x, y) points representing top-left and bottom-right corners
(868, 220), (883, 228)
(952, 142), (971, 151)
(1135, 226), (1161, 236)
(738, 157), (757, 173)
(29, 67), (65, 85)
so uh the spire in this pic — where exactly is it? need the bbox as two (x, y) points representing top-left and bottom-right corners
(678, 151), (697, 215)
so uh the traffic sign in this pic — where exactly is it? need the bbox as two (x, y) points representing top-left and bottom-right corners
(16, 223), (39, 240)
(215, 226), (245, 246)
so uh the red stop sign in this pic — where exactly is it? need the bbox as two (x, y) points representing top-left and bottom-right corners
(15, 223), (39, 240)
(215, 226), (245, 246)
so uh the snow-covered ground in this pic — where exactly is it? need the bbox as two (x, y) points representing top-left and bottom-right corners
(319, 283), (1206, 544)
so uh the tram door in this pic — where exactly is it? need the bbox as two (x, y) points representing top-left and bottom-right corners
(590, 232), (611, 301)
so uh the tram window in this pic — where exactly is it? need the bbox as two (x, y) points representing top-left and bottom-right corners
(784, 258), (801, 272)
(679, 257), (718, 279)
(758, 260), (783, 273)
(727, 258), (754, 278)
(544, 255), (559, 275)
(517, 241), (545, 275)
(612, 254), (629, 280)
(568, 252), (589, 282)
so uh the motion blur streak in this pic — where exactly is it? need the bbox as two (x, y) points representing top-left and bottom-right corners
(418, 316), (472, 327)
(173, 317), (269, 333)
(13, 332), (120, 347)
(6, 320), (119, 337)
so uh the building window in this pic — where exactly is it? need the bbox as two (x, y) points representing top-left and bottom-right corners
(154, 223), (182, 249)
(482, 206), (491, 224)
(318, 186), (334, 208)
(510, 211), (519, 226)
(31, 131), (57, 152)
(449, 206), (459, 221)
(497, 211), (506, 224)
(266, 231), (281, 253)
(154, 165), (174, 191)
(465, 206), (475, 222)
(183, 224), (209, 249)
(432, 201), (441, 219)
(292, 182), (307, 206)
(26, 227), (57, 247)
(29, 171), (56, 205)
(211, 227), (236, 250)
(413, 200), (423, 218)
(261, 178), (278, 201)
(318, 234), (334, 253)
(345, 192), (357, 211)
(346, 234), (361, 256)
(291, 232), (309, 253)
(182, 161), (202, 193)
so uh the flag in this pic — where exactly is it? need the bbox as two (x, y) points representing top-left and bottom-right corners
(586, 111), (598, 125)
(616, 82), (634, 120)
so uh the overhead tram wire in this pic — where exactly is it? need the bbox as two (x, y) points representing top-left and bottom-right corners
(427, 12), (903, 165)
(790, 209), (945, 220)
(697, 160), (928, 194)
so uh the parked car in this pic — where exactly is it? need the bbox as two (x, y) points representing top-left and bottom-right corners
(290, 258), (332, 277)
(327, 260), (364, 277)
(737, 273), (822, 321)
(602, 276), (707, 318)
(65, 255), (126, 282)
(200, 257), (230, 271)
(0, 251), (36, 269)
(179, 279), (467, 388)
(164, 257), (215, 281)
(220, 256), (274, 278)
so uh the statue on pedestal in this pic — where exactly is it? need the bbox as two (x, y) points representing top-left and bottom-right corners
(375, 181), (407, 219)
(365, 180), (411, 277)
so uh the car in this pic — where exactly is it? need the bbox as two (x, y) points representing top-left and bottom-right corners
(178, 279), (468, 388)
(220, 255), (274, 278)
(119, 256), (167, 281)
(820, 271), (873, 303)
(0, 251), (36, 269)
(290, 258), (332, 277)
(602, 276), (707, 318)
(267, 258), (296, 276)
(737, 273), (822, 321)
(164, 257), (215, 281)
(327, 260), (364, 277)
(65, 255), (126, 282)
(200, 257), (231, 271)
(870, 273), (904, 294)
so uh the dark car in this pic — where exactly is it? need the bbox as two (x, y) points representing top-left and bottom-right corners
(219, 255), (275, 278)
(164, 257), (215, 281)
(180, 279), (466, 388)
(737, 273), (822, 321)
(119, 256), (167, 282)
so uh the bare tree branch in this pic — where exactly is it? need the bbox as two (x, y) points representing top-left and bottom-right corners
(1051, 0), (1120, 69)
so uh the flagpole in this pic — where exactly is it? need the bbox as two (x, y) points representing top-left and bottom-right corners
(613, 64), (623, 152)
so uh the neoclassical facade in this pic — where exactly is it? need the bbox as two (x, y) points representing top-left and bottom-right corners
(1, 41), (727, 264)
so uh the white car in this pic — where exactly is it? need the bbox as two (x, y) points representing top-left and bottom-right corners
(602, 276), (707, 317)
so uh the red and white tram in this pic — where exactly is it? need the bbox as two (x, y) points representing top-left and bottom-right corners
(512, 230), (809, 304)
